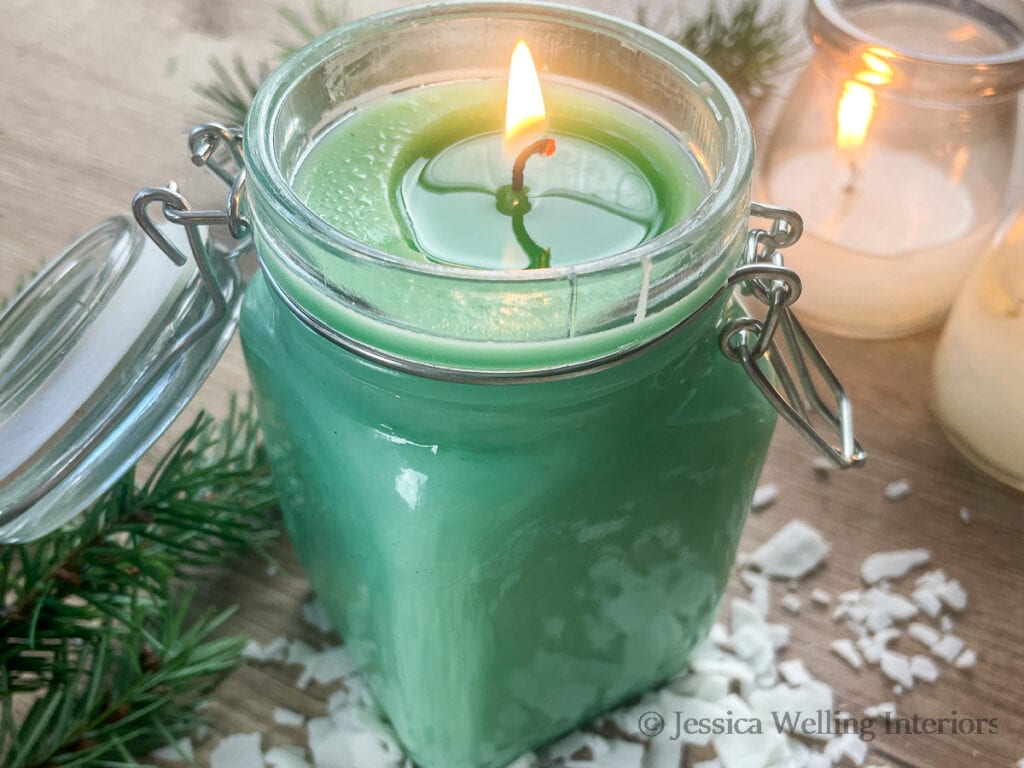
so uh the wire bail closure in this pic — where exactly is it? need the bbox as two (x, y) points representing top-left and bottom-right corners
(131, 125), (864, 470)
(725, 202), (866, 469)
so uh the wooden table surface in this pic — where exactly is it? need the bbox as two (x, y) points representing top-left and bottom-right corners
(2, 2), (1022, 767)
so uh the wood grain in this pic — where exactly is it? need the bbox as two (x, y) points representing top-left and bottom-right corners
(1, 2), (1022, 767)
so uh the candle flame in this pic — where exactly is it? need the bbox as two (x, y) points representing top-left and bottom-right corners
(836, 48), (894, 150)
(505, 41), (547, 142)
(836, 81), (875, 151)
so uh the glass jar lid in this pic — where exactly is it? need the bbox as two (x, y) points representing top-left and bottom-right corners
(0, 216), (243, 542)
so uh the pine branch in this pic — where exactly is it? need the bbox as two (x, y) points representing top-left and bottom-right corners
(638, 0), (793, 104)
(0, 398), (279, 767)
(196, 0), (348, 126)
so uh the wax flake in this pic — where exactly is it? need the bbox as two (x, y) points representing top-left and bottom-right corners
(297, 645), (360, 689)
(274, 707), (306, 727)
(940, 615), (954, 632)
(749, 681), (834, 741)
(883, 479), (912, 501)
(308, 709), (403, 768)
(302, 598), (336, 635)
(149, 737), (194, 762)
(907, 622), (941, 647)
(958, 507), (972, 524)
(781, 594), (802, 614)
(693, 760), (722, 768)
(670, 671), (731, 702)
(712, 694), (788, 768)
(864, 702), (896, 718)
(751, 483), (779, 511)
(593, 739), (644, 768)
(911, 587), (942, 618)
(829, 639), (863, 670)
(265, 745), (312, 768)
(810, 588), (832, 606)
(749, 520), (830, 580)
(777, 659), (812, 686)
(642, 738), (684, 768)
(880, 652), (914, 689)
(931, 634), (965, 664)
(210, 733), (263, 768)
(954, 648), (977, 669)
(825, 732), (868, 766)
(860, 549), (930, 584)
(909, 654), (939, 683)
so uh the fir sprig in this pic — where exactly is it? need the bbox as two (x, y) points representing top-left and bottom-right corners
(639, 0), (793, 104)
(195, 0), (348, 126)
(0, 399), (279, 767)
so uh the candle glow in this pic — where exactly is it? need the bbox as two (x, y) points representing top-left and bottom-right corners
(835, 48), (894, 151)
(505, 40), (547, 141)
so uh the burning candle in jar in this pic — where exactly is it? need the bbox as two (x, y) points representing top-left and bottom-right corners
(292, 41), (705, 271)
(758, 0), (1024, 339)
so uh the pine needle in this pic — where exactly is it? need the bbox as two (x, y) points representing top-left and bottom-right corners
(196, 0), (349, 125)
(637, 0), (793, 104)
(0, 398), (279, 767)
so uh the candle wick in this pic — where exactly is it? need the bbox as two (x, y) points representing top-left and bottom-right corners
(511, 138), (557, 193)
(842, 160), (861, 197)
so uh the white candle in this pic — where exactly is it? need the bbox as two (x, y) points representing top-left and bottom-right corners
(0, 225), (197, 483)
(933, 213), (1024, 489)
(762, 148), (999, 338)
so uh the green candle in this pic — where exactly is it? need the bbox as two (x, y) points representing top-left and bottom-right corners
(292, 80), (705, 270)
(239, 12), (775, 768)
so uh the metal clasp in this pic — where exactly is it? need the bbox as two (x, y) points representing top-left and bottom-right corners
(131, 123), (250, 344)
(724, 202), (866, 468)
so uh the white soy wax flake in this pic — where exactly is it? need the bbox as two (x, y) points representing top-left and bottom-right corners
(210, 733), (263, 768)
(883, 479), (912, 501)
(861, 549), (930, 585)
(810, 588), (832, 606)
(296, 645), (360, 689)
(782, 593), (802, 614)
(712, 694), (789, 768)
(302, 598), (335, 635)
(825, 732), (868, 766)
(910, 654), (939, 683)
(864, 702), (896, 718)
(273, 707), (305, 726)
(958, 507), (972, 523)
(595, 739), (644, 768)
(892, 685), (904, 696)
(908, 622), (941, 647)
(265, 745), (312, 768)
(941, 615), (955, 632)
(937, 579), (968, 612)
(749, 520), (830, 580)
(830, 639), (863, 670)
(503, 753), (538, 768)
(749, 681), (834, 741)
(150, 737), (194, 763)
(708, 622), (730, 646)
(954, 648), (977, 669)
(692, 760), (722, 768)
(912, 587), (942, 618)
(931, 634), (965, 664)
(778, 658), (813, 686)
(242, 639), (265, 661)
(308, 708), (404, 768)
(641, 737), (683, 768)
(751, 483), (779, 511)
(880, 652), (914, 689)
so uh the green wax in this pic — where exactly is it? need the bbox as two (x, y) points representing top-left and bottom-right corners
(293, 81), (705, 269)
(239, 276), (776, 768)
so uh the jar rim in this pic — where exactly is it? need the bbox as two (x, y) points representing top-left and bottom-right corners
(810, 0), (1024, 94)
(244, 0), (753, 285)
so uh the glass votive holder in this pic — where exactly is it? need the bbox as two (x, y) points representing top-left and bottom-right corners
(757, 0), (1024, 339)
(933, 209), (1024, 491)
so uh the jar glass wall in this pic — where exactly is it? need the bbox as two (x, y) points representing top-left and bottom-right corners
(758, 0), (1024, 339)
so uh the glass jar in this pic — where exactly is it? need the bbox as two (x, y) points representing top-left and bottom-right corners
(0, 2), (863, 766)
(758, 0), (1024, 339)
(933, 209), (1024, 490)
